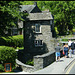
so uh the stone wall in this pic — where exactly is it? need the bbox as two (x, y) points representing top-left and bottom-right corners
(16, 59), (35, 73)
(34, 50), (63, 71)
(16, 51), (55, 72)
(16, 49), (63, 72)
(21, 65), (35, 72)
(33, 51), (55, 70)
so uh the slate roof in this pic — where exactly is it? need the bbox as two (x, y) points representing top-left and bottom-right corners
(26, 12), (53, 20)
(20, 5), (36, 13)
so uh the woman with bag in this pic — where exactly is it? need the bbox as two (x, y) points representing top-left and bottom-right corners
(63, 50), (65, 55)
(63, 43), (69, 58)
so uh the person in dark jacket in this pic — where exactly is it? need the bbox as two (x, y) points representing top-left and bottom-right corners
(71, 42), (75, 54)
(74, 42), (75, 49)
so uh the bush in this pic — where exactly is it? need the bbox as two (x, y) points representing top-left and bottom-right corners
(0, 64), (4, 72)
(0, 46), (17, 71)
(26, 59), (34, 66)
(72, 29), (75, 32)
(0, 35), (23, 47)
(16, 47), (24, 50)
(61, 39), (68, 41)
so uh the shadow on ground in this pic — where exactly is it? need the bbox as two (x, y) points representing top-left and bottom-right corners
(13, 66), (22, 72)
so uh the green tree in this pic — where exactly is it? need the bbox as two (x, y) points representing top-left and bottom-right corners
(20, 1), (34, 5)
(3, 1), (74, 36)
(0, 1), (28, 36)
(38, 1), (75, 35)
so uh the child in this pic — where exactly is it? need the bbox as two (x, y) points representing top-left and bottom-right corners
(69, 47), (72, 58)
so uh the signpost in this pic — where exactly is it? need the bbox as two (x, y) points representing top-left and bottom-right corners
(4, 63), (11, 72)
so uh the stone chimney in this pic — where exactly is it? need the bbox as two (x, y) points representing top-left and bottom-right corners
(34, 2), (37, 6)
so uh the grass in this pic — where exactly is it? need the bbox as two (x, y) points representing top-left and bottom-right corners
(59, 35), (75, 39)
(72, 29), (75, 32)
(57, 34), (75, 42)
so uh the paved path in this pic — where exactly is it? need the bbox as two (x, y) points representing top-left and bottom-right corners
(32, 55), (75, 74)
(1, 54), (75, 74)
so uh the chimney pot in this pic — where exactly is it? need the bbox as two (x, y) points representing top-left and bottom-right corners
(34, 2), (37, 6)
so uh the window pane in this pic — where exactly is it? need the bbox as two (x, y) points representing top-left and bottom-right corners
(50, 20), (52, 24)
(34, 40), (43, 46)
(35, 24), (40, 32)
(37, 25), (40, 32)
(40, 40), (42, 45)
(38, 40), (42, 45)
(35, 40), (37, 45)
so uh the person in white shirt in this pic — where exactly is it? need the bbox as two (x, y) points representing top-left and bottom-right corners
(68, 39), (72, 49)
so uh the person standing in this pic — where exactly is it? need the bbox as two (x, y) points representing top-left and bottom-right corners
(69, 47), (72, 58)
(71, 41), (75, 54)
(74, 41), (75, 49)
(68, 39), (72, 49)
(63, 43), (69, 58)
(55, 43), (61, 61)
(74, 41), (75, 54)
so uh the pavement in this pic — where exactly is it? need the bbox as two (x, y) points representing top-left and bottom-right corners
(0, 54), (75, 74)
(32, 54), (75, 74)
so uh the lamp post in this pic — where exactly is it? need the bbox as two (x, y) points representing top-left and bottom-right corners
(67, 29), (69, 35)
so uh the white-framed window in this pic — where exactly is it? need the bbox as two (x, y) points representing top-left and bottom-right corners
(34, 40), (43, 47)
(35, 23), (41, 33)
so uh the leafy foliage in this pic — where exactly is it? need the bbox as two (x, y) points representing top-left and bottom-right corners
(41, 1), (75, 35)
(0, 1), (74, 36)
(20, 1), (75, 35)
(26, 59), (34, 66)
(0, 64), (4, 72)
(72, 29), (75, 32)
(0, 1), (28, 36)
(0, 35), (23, 47)
(0, 46), (17, 71)
(61, 39), (68, 41)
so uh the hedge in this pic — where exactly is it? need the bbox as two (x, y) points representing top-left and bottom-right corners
(0, 46), (17, 71)
(0, 35), (23, 47)
(26, 59), (34, 66)
(61, 39), (68, 41)
(72, 29), (75, 32)
(0, 64), (4, 72)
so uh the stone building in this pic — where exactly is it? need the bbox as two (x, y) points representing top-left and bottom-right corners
(16, 2), (56, 71)
(20, 2), (55, 56)
(24, 12), (54, 55)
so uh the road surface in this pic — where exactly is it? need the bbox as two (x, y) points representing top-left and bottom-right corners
(65, 59), (75, 74)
